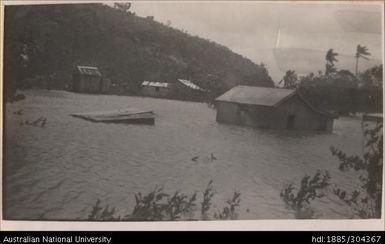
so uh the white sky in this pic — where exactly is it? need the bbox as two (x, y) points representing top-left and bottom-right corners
(126, 2), (383, 82)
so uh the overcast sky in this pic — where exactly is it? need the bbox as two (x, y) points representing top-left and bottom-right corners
(128, 2), (382, 83)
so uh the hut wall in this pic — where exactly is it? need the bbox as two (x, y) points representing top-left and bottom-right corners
(101, 78), (111, 93)
(216, 102), (271, 128)
(240, 104), (271, 128)
(216, 102), (241, 124)
(72, 74), (80, 91)
(141, 86), (170, 98)
(271, 95), (333, 131)
(326, 119), (334, 132)
(76, 76), (102, 93)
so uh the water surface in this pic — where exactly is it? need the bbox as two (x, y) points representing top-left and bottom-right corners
(4, 90), (365, 220)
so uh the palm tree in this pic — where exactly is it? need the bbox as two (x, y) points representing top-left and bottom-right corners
(325, 49), (338, 75)
(355, 45), (371, 76)
(279, 70), (297, 89)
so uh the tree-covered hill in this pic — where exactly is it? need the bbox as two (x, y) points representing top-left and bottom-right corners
(4, 3), (273, 101)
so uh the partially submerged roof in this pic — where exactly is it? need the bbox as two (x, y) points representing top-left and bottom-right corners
(177, 79), (207, 92)
(75, 66), (102, 76)
(142, 81), (169, 88)
(216, 86), (337, 118)
(215, 86), (295, 107)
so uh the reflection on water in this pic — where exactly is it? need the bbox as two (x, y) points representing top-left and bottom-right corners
(4, 90), (365, 220)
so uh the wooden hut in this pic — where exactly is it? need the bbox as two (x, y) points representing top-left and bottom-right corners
(72, 66), (109, 93)
(362, 113), (382, 123)
(173, 79), (208, 101)
(215, 86), (337, 132)
(141, 81), (171, 98)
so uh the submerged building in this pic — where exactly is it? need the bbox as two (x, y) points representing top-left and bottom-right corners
(141, 81), (171, 98)
(215, 86), (336, 132)
(72, 66), (109, 93)
(140, 79), (209, 101)
(173, 79), (209, 101)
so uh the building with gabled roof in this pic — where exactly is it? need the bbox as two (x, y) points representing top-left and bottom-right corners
(141, 81), (171, 98)
(177, 79), (208, 92)
(72, 66), (109, 93)
(215, 86), (337, 131)
(173, 79), (209, 101)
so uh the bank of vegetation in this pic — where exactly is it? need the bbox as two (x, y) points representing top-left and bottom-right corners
(279, 47), (382, 114)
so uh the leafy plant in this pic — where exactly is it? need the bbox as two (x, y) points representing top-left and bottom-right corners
(126, 186), (198, 221)
(359, 64), (383, 88)
(126, 186), (169, 221)
(88, 180), (240, 221)
(281, 170), (330, 219)
(214, 191), (241, 220)
(330, 122), (383, 218)
(88, 199), (117, 220)
(201, 180), (215, 220)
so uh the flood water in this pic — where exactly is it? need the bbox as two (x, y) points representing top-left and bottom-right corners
(4, 89), (367, 220)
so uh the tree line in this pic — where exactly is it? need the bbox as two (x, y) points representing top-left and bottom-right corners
(279, 46), (382, 114)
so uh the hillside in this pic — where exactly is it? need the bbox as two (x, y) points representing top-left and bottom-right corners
(4, 3), (274, 101)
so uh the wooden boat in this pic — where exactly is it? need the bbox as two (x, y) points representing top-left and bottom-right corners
(70, 108), (155, 124)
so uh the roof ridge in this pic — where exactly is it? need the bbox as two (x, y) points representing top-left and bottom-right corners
(272, 90), (296, 107)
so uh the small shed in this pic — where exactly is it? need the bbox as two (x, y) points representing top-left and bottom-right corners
(174, 79), (208, 101)
(72, 66), (109, 93)
(141, 81), (170, 98)
(362, 113), (382, 123)
(215, 86), (337, 132)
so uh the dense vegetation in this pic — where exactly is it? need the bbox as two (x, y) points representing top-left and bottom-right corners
(4, 3), (273, 102)
(282, 121), (383, 219)
(88, 180), (241, 221)
(330, 122), (383, 218)
(279, 46), (382, 114)
(299, 85), (382, 114)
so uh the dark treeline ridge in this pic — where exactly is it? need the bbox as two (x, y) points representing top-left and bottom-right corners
(4, 3), (273, 102)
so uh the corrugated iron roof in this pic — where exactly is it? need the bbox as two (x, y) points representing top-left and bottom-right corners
(177, 79), (207, 92)
(215, 86), (295, 107)
(142, 81), (169, 88)
(76, 66), (102, 76)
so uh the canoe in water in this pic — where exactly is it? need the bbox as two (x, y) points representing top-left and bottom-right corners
(70, 108), (155, 124)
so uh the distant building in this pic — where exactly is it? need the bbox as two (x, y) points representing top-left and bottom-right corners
(173, 79), (208, 101)
(72, 66), (109, 93)
(362, 113), (382, 123)
(215, 86), (336, 132)
(141, 81), (170, 98)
